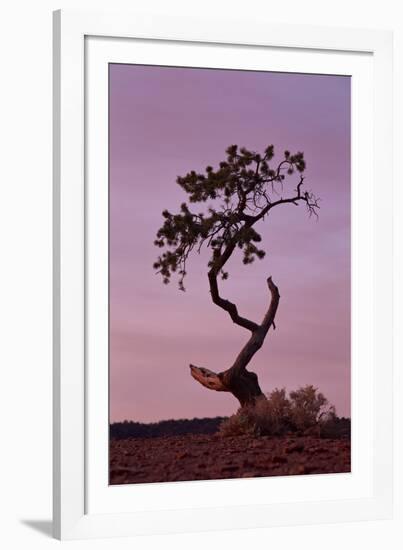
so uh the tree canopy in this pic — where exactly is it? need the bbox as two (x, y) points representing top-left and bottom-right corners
(153, 144), (319, 291)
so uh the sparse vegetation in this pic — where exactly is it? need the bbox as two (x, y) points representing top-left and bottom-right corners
(110, 386), (350, 484)
(219, 385), (343, 438)
(110, 387), (350, 441)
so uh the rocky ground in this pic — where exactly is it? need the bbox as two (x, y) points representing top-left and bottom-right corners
(109, 433), (351, 485)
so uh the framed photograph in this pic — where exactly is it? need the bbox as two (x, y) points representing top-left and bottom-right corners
(53, 9), (393, 540)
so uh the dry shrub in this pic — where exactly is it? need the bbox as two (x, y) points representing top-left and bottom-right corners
(289, 385), (335, 432)
(218, 411), (258, 437)
(219, 385), (337, 438)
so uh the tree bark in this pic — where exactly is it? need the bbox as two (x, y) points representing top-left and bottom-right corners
(190, 277), (280, 408)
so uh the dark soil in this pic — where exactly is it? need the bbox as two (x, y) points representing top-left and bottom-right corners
(109, 433), (351, 485)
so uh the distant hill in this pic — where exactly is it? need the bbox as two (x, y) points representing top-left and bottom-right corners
(110, 416), (227, 440)
(110, 415), (351, 440)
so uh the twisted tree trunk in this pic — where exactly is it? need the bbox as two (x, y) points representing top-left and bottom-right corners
(190, 276), (280, 408)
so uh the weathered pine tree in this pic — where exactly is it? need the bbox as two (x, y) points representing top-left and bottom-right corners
(154, 145), (319, 408)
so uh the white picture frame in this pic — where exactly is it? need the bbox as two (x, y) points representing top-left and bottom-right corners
(53, 9), (393, 540)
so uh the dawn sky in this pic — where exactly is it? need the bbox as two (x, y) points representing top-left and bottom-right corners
(109, 64), (351, 423)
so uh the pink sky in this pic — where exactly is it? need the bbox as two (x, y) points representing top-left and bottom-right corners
(109, 64), (351, 423)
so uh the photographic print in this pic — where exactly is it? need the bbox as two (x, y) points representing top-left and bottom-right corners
(108, 64), (351, 485)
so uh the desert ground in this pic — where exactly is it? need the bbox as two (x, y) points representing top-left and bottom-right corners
(109, 433), (350, 485)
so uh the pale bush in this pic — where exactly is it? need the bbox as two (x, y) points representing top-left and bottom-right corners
(219, 385), (337, 438)
(219, 389), (292, 437)
(218, 410), (257, 437)
(289, 385), (335, 431)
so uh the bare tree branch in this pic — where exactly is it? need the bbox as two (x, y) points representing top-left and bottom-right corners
(208, 270), (259, 332)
